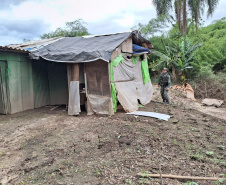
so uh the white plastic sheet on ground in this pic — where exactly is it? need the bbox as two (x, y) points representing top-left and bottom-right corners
(126, 111), (171, 121)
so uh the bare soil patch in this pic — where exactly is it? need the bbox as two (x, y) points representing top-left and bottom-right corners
(0, 88), (225, 185)
(193, 80), (226, 107)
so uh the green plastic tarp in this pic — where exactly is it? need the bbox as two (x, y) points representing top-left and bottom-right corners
(141, 59), (151, 84)
(111, 83), (117, 112)
(110, 54), (125, 112)
(111, 54), (124, 67)
(110, 54), (124, 82)
(132, 56), (139, 64)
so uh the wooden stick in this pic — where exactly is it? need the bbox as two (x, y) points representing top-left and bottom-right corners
(137, 173), (220, 181)
(159, 164), (163, 185)
(50, 105), (61, 111)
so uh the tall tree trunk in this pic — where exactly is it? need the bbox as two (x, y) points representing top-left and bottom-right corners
(175, 0), (182, 33)
(182, 0), (187, 35)
(195, 5), (199, 33)
(195, 16), (198, 33)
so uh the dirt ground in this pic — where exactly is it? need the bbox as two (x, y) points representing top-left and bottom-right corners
(0, 85), (225, 185)
(193, 80), (226, 105)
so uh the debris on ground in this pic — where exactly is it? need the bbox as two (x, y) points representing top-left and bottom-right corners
(126, 111), (170, 121)
(201, 98), (224, 107)
(172, 83), (196, 101)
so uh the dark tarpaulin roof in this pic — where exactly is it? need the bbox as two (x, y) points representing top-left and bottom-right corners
(30, 31), (152, 63)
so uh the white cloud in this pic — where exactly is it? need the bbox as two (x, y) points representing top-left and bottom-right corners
(114, 14), (135, 27)
(0, 0), (156, 45)
(0, 0), (225, 45)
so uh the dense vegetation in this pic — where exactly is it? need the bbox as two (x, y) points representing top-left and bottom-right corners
(152, 0), (220, 35)
(134, 17), (226, 84)
(132, 0), (224, 85)
(191, 18), (226, 72)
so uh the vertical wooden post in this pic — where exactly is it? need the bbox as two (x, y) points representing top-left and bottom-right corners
(84, 63), (88, 96)
(67, 64), (81, 115)
(67, 63), (79, 88)
(72, 63), (79, 81)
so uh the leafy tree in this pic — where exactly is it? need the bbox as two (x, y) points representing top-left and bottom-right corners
(191, 17), (226, 73)
(168, 19), (198, 41)
(132, 15), (176, 64)
(188, 0), (219, 32)
(152, 0), (220, 35)
(157, 17), (226, 76)
(131, 15), (174, 38)
(41, 19), (89, 39)
(150, 36), (203, 82)
(135, 17), (226, 80)
(150, 39), (179, 81)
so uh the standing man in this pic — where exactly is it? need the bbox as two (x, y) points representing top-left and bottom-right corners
(158, 68), (171, 104)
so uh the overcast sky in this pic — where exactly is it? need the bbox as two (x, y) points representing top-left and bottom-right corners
(0, 0), (225, 45)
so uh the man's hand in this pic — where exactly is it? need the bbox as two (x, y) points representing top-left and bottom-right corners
(167, 88), (170, 91)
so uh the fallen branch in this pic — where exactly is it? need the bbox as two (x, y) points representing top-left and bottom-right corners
(137, 173), (220, 181)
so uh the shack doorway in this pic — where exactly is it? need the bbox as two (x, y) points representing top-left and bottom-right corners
(67, 63), (86, 115)
(0, 61), (10, 114)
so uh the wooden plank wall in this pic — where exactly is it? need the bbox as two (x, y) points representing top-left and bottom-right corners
(110, 36), (133, 61)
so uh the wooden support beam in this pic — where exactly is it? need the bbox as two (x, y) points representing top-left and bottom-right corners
(72, 63), (79, 81)
(67, 63), (80, 113)
(67, 63), (79, 88)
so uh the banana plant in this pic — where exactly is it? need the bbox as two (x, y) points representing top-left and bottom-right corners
(150, 36), (203, 82)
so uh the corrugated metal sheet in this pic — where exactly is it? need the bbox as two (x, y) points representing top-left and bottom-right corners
(0, 46), (29, 53)
(82, 31), (131, 38)
(0, 37), (64, 53)
(7, 37), (64, 52)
